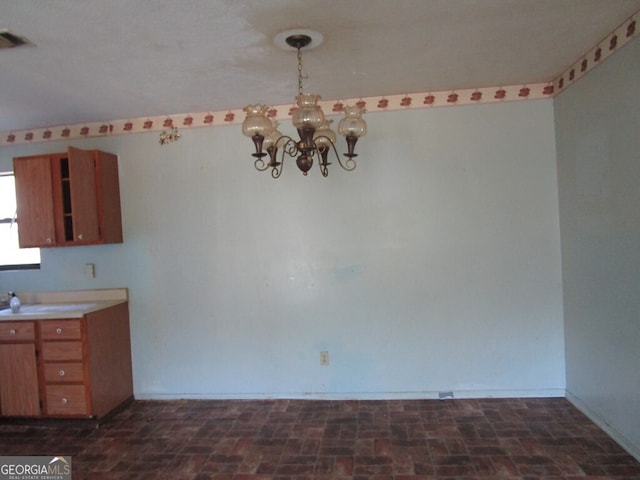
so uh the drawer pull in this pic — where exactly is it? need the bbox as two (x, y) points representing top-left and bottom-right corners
(61, 397), (68, 404)
(59, 370), (66, 377)
(9, 329), (16, 335)
(56, 328), (63, 335)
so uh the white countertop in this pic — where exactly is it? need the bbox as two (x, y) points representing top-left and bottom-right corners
(0, 288), (128, 321)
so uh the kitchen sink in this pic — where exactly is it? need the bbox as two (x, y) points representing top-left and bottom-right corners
(0, 303), (97, 316)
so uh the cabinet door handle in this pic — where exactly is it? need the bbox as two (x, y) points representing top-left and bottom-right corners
(9, 329), (16, 335)
(56, 327), (63, 335)
(61, 397), (68, 404)
(59, 370), (66, 377)
(46, 237), (52, 244)
(77, 233), (83, 240)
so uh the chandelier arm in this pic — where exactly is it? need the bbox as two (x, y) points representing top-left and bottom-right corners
(279, 135), (300, 158)
(313, 135), (334, 176)
(333, 135), (357, 171)
(254, 157), (270, 171)
(274, 143), (290, 178)
(336, 152), (357, 172)
(269, 136), (298, 179)
(316, 147), (329, 177)
(319, 138), (356, 172)
(337, 156), (357, 172)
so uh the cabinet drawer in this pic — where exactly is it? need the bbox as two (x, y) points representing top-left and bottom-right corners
(44, 362), (85, 383)
(41, 320), (82, 340)
(0, 322), (35, 341)
(42, 341), (83, 361)
(45, 385), (88, 416)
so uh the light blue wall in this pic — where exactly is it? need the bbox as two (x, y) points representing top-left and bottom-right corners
(0, 99), (565, 399)
(555, 38), (640, 458)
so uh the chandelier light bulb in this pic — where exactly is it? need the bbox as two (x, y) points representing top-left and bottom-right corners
(292, 94), (325, 130)
(241, 105), (273, 138)
(338, 105), (367, 138)
(314, 119), (337, 150)
(262, 120), (283, 152)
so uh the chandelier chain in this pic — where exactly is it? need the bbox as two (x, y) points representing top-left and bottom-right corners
(297, 47), (305, 95)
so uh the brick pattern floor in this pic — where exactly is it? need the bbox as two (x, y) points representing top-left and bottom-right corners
(1, 397), (639, 479)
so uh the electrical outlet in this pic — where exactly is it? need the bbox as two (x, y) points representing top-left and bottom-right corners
(84, 263), (96, 278)
(320, 351), (330, 366)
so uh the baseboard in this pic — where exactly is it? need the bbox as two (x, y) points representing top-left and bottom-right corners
(566, 390), (640, 462)
(134, 388), (565, 401)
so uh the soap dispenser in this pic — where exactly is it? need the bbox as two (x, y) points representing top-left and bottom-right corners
(9, 292), (21, 313)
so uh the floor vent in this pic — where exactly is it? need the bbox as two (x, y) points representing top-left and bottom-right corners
(438, 391), (454, 399)
(0, 30), (32, 49)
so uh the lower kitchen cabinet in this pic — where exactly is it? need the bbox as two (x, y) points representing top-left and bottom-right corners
(0, 302), (133, 420)
(0, 321), (40, 416)
(46, 385), (88, 416)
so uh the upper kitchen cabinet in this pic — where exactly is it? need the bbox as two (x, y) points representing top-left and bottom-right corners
(14, 147), (123, 248)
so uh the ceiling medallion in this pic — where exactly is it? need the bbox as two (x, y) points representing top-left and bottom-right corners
(241, 30), (367, 178)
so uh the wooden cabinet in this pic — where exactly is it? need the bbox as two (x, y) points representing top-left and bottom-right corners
(14, 147), (123, 248)
(0, 303), (133, 420)
(0, 322), (40, 416)
(41, 319), (88, 416)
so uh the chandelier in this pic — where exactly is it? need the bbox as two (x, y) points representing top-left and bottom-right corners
(241, 32), (367, 178)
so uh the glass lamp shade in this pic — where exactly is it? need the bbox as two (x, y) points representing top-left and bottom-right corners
(313, 119), (336, 150)
(292, 94), (325, 129)
(262, 121), (284, 151)
(242, 104), (273, 138)
(338, 105), (367, 138)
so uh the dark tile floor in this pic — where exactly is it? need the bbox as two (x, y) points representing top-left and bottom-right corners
(1, 397), (639, 479)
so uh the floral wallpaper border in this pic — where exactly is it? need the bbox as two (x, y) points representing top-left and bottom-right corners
(0, 13), (636, 147)
(555, 14), (636, 93)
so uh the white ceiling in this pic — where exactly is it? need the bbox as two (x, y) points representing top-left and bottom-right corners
(1, 0), (639, 133)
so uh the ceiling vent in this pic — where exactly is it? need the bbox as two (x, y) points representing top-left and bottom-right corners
(0, 30), (32, 49)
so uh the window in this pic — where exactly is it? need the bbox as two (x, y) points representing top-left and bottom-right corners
(0, 172), (40, 270)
